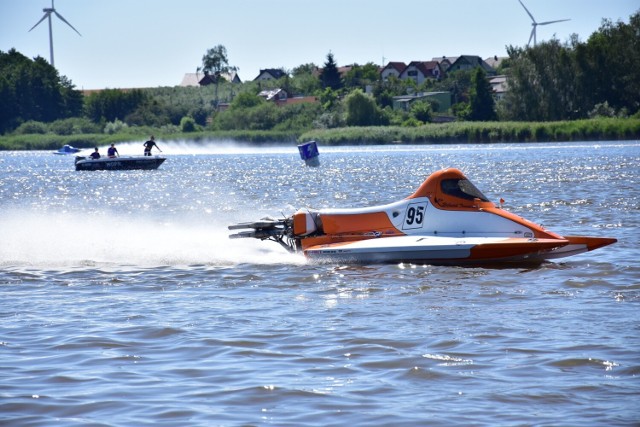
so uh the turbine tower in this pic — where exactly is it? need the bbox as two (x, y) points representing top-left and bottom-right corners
(518, 0), (570, 46)
(28, 0), (81, 67)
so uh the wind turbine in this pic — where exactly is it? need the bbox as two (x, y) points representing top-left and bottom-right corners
(518, 0), (570, 46)
(28, 0), (81, 67)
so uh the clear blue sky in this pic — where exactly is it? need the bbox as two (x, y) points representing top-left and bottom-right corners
(1, 0), (637, 89)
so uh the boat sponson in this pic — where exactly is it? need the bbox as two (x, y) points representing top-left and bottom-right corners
(303, 236), (570, 264)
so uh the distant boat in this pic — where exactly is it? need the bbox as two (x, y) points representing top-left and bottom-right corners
(53, 144), (81, 155)
(74, 155), (166, 171)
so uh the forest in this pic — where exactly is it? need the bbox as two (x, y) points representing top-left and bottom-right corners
(0, 11), (638, 149)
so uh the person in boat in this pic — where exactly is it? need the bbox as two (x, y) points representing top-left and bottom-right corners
(107, 143), (119, 158)
(143, 136), (161, 156)
(89, 147), (100, 160)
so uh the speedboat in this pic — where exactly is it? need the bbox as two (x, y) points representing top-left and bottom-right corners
(229, 168), (617, 265)
(53, 144), (81, 155)
(74, 155), (166, 171)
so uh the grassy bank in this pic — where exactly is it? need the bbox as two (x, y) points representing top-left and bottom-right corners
(1, 118), (638, 150)
(299, 118), (640, 145)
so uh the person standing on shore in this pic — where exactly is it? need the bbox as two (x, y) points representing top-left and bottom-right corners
(143, 136), (162, 156)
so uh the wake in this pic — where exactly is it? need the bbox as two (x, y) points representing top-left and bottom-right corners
(0, 209), (303, 269)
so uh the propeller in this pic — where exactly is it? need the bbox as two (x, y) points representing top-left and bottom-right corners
(28, 0), (81, 67)
(518, 0), (570, 46)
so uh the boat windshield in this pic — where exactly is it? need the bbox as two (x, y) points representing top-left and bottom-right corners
(441, 179), (490, 202)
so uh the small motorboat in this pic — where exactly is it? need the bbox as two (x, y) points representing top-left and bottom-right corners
(53, 144), (81, 155)
(229, 168), (617, 265)
(74, 155), (166, 171)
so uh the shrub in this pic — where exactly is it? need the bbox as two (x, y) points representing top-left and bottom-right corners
(14, 120), (47, 134)
(180, 116), (196, 132)
(104, 119), (128, 134)
(49, 120), (74, 135)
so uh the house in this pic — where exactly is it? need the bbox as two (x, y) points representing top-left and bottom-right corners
(392, 91), (451, 113)
(180, 72), (241, 87)
(258, 88), (289, 102)
(432, 57), (457, 74)
(398, 61), (442, 84)
(258, 87), (319, 107)
(489, 75), (508, 100)
(254, 68), (287, 81)
(446, 55), (496, 75)
(380, 62), (406, 80)
(484, 56), (506, 71)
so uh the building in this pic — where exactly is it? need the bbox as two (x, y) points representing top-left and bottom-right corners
(180, 72), (241, 87)
(484, 56), (506, 70)
(258, 88), (318, 107)
(380, 62), (406, 81)
(399, 61), (443, 84)
(254, 69), (287, 81)
(446, 55), (496, 75)
(432, 57), (457, 74)
(392, 91), (451, 113)
(489, 75), (508, 100)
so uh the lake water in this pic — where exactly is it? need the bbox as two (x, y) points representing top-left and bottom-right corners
(1, 140), (639, 426)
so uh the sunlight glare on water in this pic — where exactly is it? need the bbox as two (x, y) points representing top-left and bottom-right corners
(0, 141), (638, 426)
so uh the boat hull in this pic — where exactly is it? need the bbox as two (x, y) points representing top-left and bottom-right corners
(303, 236), (571, 265)
(53, 145), (81, 155)
(75, 156), (166, 171)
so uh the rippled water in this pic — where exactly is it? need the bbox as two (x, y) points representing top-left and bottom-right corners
(1, 141), (639, 426)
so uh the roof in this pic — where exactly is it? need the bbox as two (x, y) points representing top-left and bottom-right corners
(432, 56), (458, 64)
(392, 91), (450, 101)
(382, 62), (406, 73)
(254, 69), (287, 81)
(449, 55), (495, 74)
(180, 72), (241, 86)
(258, 88), (287, 101)
(484, 56), (506, 69)
(401, 61), (442, 78)
(489, 75), (508, 94)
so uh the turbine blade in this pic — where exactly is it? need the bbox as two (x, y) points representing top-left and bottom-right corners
(28, 13), (50, 32)
(518, 0), (536, 23)
(528, 28), (535, 46)
(54, 11), (81, 36)
(538, 19), (571, 26)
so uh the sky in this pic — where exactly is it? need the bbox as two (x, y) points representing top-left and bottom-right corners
(1, 0), (637, 90)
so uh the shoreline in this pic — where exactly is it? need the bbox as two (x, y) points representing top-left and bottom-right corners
(1, 118), (638, 151)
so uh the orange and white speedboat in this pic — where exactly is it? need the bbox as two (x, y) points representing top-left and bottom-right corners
(229, 168), (617, 265)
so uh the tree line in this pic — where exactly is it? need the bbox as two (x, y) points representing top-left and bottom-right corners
(1, 10), (638, 137)
(501, 12), (640, 121)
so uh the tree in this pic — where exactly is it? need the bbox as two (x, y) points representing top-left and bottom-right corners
(0, 49), (82, 133)
(198, 44), (238, 108)
(467, 67), (497, 121)
(502, 40), (578, 121)
(410, 100), (433, 123)
(433, 69), (472, 106)
(344, 89), (386, 126)
(291, 63), (320, 95)
(343, 62), (381, 89)
(575, 13), (640, 115)
(502, 11), (640, 121)
(84, 89), (148, 123)
(320, 52), (342, 91)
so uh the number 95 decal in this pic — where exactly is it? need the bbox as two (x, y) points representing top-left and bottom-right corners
(402, 202), (428, 230)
